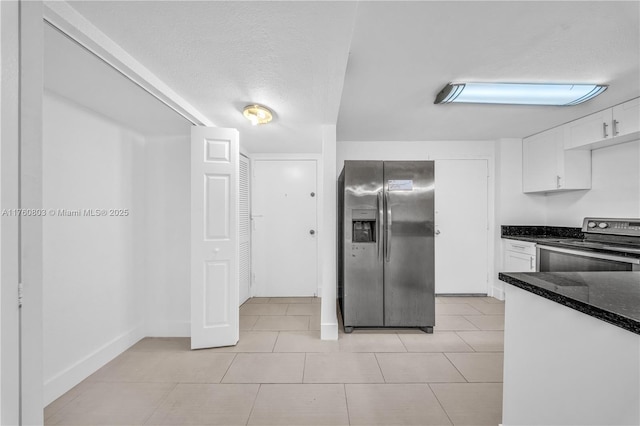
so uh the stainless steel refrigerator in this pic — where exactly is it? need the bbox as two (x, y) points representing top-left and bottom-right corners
(338, 161), (435, 333)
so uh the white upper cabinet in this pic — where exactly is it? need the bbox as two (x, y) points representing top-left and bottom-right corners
(523, 127), (591, 193)
(564, 98), (640, 150)
(522, 97), (638, 194)
(564, 110), (612, 149)
(612, 98), (640, 137)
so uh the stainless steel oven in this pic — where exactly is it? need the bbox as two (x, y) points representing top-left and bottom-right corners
(537, 245), (640, 272)
(537, 218), (640, 272)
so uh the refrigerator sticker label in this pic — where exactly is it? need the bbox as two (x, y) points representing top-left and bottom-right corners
(388, 180), (413, 191)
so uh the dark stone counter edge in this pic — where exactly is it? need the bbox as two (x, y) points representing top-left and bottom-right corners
(498, 272), (640, 336)
(502, 225), (584, 239)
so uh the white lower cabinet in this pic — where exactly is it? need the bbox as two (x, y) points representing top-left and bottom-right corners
(503, 239), (536, 272)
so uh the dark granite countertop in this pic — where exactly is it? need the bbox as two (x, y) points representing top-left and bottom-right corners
(501, 225), (640, 259)
(502, 225), (584, 240)
(499, 271), (640, 335)
(503, 235), (572, 244)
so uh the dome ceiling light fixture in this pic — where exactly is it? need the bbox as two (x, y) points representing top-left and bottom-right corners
(243, 104), (273, 125)
(434, 82), (608, 106)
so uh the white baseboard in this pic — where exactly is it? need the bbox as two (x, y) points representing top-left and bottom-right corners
(145, 320), (190, 337)
(320, 322), (339, 340)
(491, 286), (506, 301)
(43, 324), (145, 406)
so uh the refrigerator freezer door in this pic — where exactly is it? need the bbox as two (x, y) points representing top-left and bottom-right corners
(343, 161), (385, 327)
(383, 161), (435, 327)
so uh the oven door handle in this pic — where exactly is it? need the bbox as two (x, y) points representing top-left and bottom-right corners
(537, 245), (640, 265)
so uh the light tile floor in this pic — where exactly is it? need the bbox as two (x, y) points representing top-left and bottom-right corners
(45, 296), (504, 425)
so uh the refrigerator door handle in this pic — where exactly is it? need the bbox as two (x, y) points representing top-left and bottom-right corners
(385, 191), (392, 262)
(377, 191), (384, 262)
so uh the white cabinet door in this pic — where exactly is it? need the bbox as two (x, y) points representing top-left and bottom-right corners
(612, 98), (640, 138)
(522, 128), (561, 193)
(504, 251), (535, 272)
(190, 127), (239, 350)
(564, 109), (612, 149)
(564, 98), (639, 151)
(523, 127), (591, 193)
(434, 159), (489, 294)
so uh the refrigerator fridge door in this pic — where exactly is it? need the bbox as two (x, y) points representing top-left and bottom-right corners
(383, 161), (435, 327)
(342, 161), (384, 327)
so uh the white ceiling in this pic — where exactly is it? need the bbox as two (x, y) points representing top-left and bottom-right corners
(54, 1), (640, 151)
(338, 1), (640, 141)
(67, 0), (358, 153)
(44, 24), (192, 137)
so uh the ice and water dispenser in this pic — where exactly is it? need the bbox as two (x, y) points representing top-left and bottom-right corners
(352, 209), (376, 243)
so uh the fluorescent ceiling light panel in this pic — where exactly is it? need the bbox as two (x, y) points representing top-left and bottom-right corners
(434, 82), (607, 106)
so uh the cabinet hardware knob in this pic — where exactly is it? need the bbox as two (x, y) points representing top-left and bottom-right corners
(613, 120), (619, 136)
(603, 122), (609, 138)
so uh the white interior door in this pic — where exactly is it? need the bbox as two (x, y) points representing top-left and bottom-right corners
(252, 160), (317, 297)
(239, 154), (251, 305)
(434, 159), (489, 294)
(191, 127), (239, 349)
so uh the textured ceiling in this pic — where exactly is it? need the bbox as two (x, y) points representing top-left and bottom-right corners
(61, 1), (640, 150)
(68, 0), (358, 153)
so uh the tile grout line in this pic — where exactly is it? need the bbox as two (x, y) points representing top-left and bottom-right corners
(427, 382), (455, 426)
(140, 381), (179, 425)
(442, 352), (469, 383)
(219, 353), (239, 383)
(302, 352), (307, 384)
(245, 383), (262, 426)
(372, 353), (387, 383)
(454, 331), (478, 352)
(271, 331), (280, 352)
(396, 332), (409, 353)
(343, 383), (352, 426)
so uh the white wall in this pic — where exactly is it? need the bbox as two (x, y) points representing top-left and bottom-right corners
(144, 135), (191, 337)
(42, 92), (146, 405)
(0, 2), (21, 423)
(545, 141), (640, 225)
(337, 140), (496, 172)
(494, 138), (547, 225)
(320, 126), (338, 340)
(493, 138), (547, 298)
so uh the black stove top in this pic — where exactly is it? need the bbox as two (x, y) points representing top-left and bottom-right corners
(538, 218), (640, 256)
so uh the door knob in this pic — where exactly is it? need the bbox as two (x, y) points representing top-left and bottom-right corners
(309, 230), (315, 235)
(435, 229), (441, 235)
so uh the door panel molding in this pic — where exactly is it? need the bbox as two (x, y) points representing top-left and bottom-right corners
(191, 127), (239, 349)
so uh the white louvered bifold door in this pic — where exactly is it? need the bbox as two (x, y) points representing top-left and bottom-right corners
(239, 155), (251, 305)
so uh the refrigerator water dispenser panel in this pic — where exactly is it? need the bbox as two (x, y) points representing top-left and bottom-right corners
(352, 209), (376, 243)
